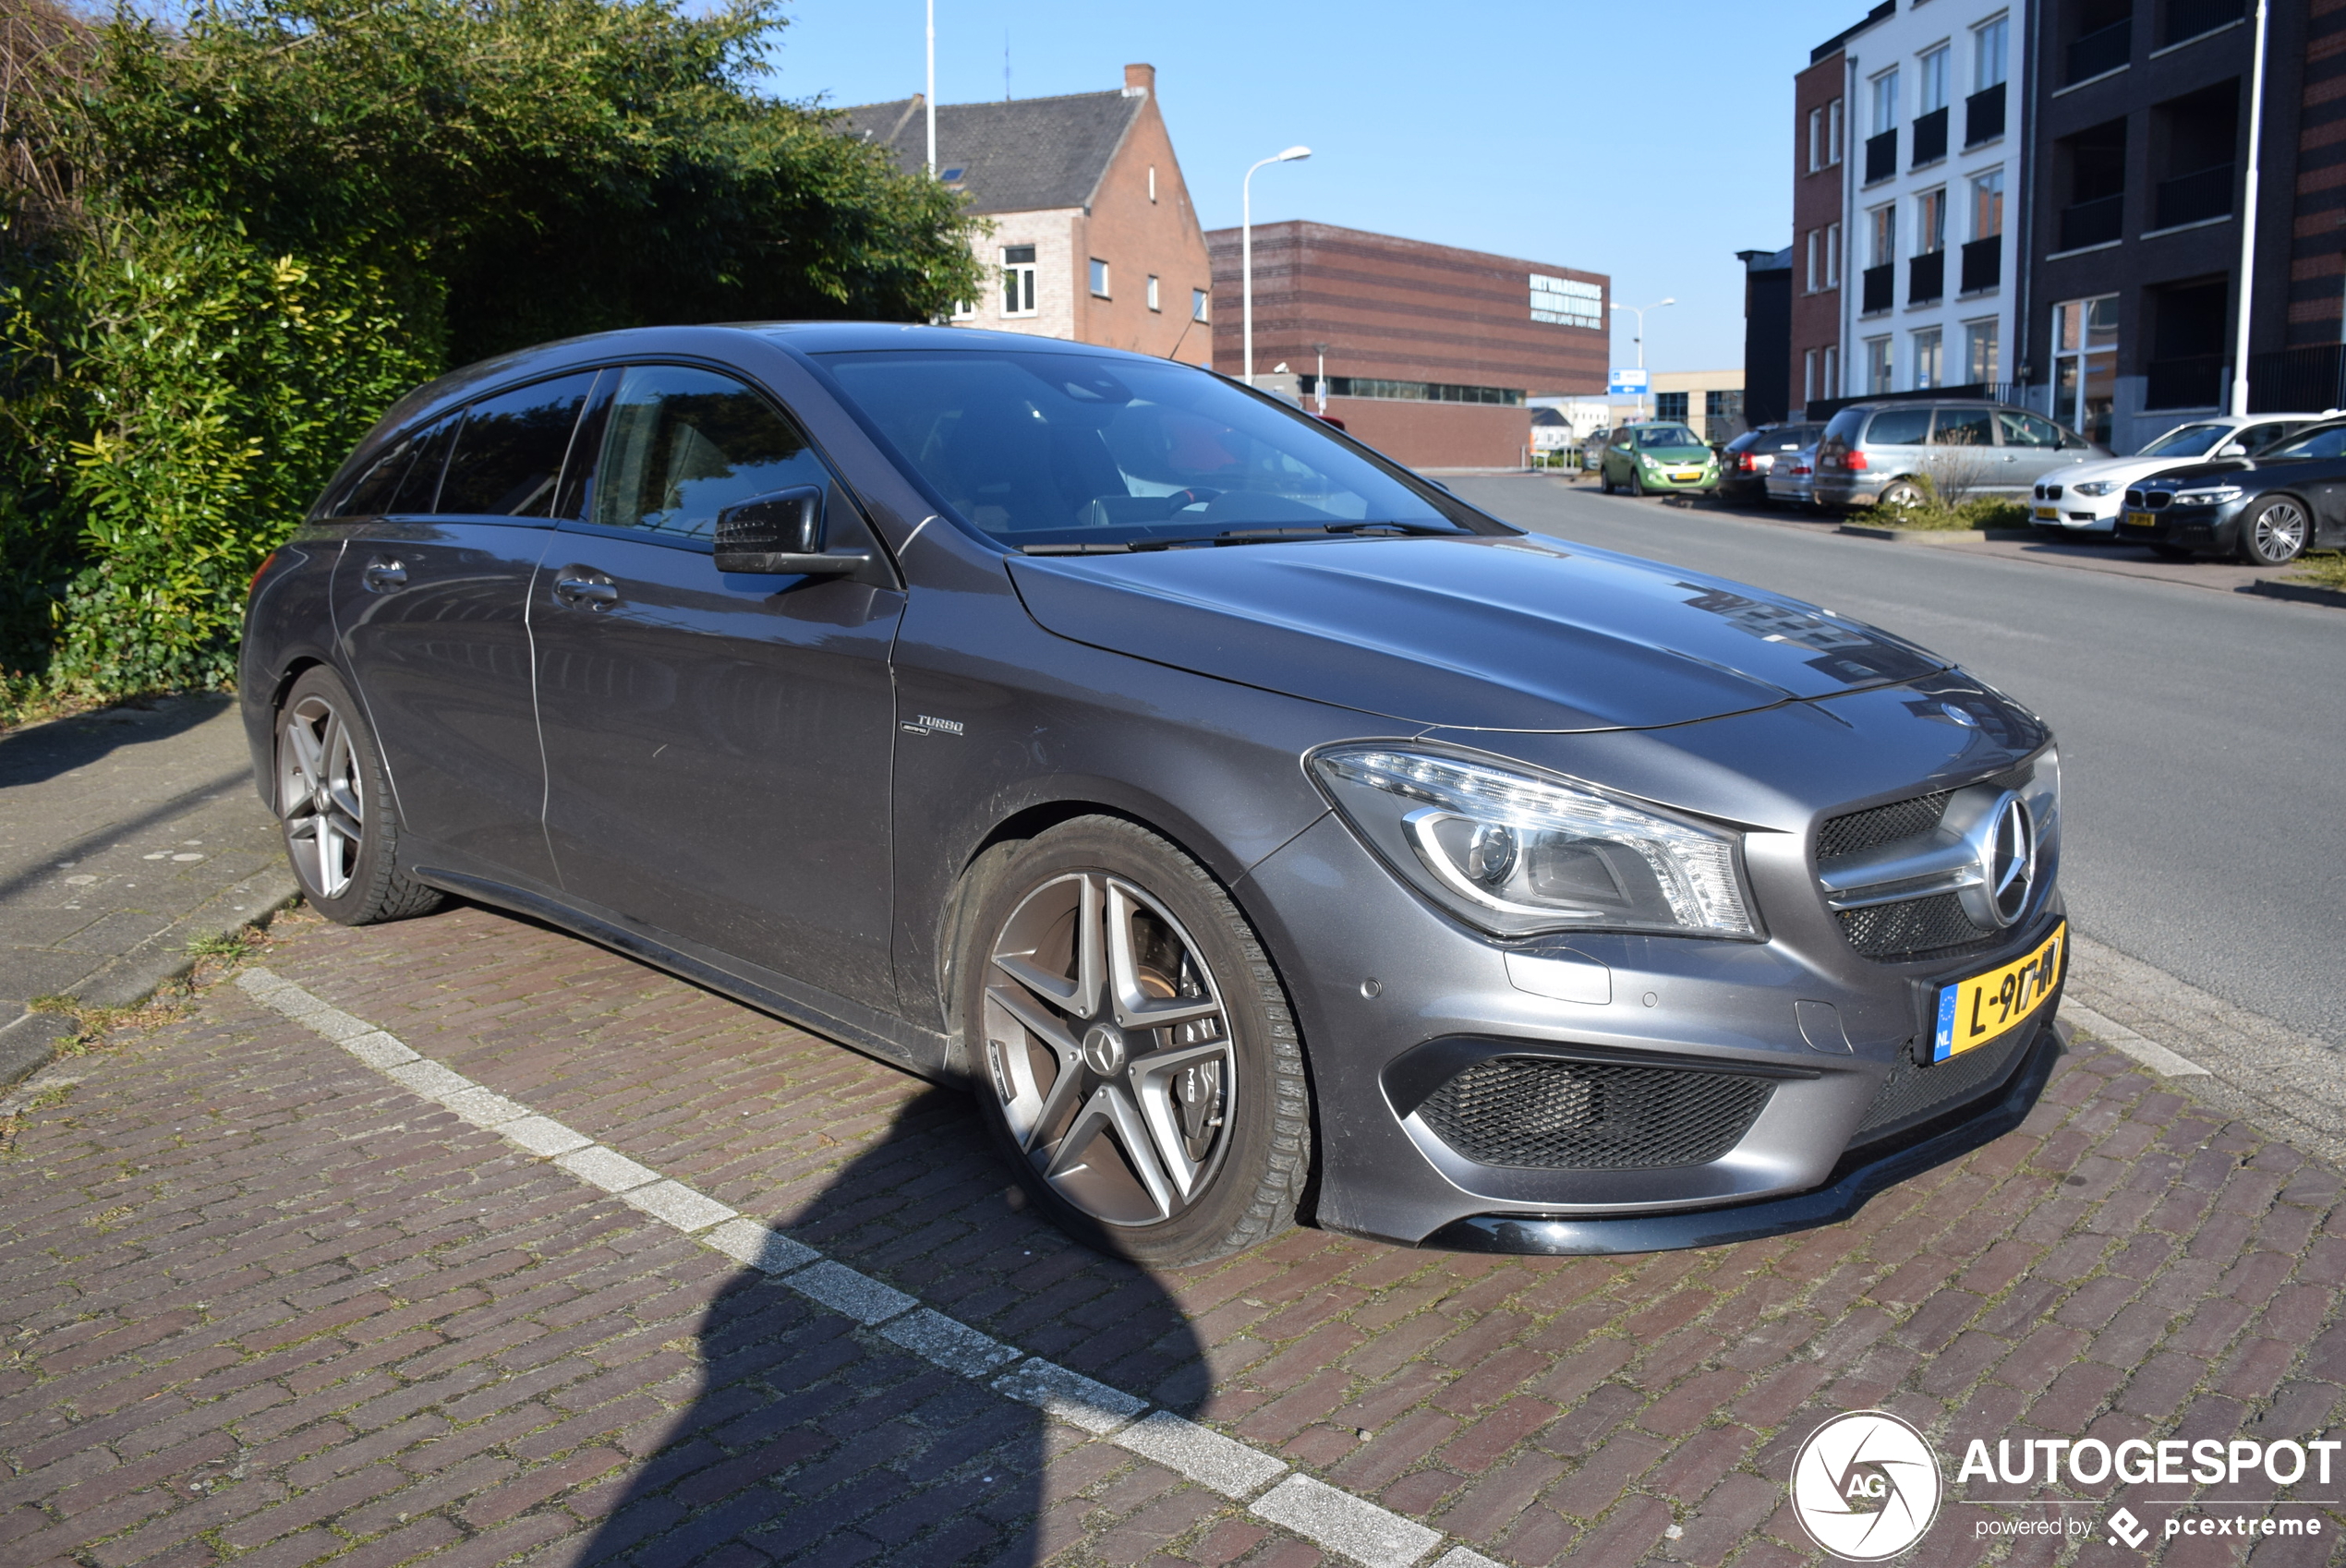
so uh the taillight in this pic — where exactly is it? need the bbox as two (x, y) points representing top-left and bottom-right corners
(1737, 452), (1756, 472)
(1844, 450), (1869, 471)
(248, 549), (279, 597)
(1792, 460), (1811, 476)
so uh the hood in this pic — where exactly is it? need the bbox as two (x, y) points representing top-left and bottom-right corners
(2055, 452), (2217, 488)
(1008, 534), (1948, 732)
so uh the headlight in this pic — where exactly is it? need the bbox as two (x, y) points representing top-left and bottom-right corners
(2174, 486), (2243, 506)
(1309, 746), (1757, 938)
(2071, 480), (2117, 497)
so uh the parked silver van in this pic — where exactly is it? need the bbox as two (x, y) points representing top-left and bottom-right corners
(1813, 401), (2104, 511)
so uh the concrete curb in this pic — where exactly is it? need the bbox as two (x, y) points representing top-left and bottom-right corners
(2244, 577), (2346, 609)
(1835, 524), (2040, 544)
(0, 861), (300, 1090)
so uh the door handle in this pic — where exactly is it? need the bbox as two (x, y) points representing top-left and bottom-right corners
(553, 576), (619, 609)
(361, 558), (406, 591)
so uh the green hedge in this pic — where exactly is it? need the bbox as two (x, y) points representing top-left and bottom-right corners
(0, 0), (980, 718)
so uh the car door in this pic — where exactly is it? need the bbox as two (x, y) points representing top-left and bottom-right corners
(1993, 410), (2075, 490)
(530, 363), (906, 1009)
(330, 372), (598, 883)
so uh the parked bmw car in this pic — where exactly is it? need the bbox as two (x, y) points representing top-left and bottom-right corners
(2031, 413), (2321, 537)
(1814, 401), (2102, 510)
(1597, 421), (1720, 497)
(243, 324), (2067, 1265)
(2116, 416), (2346, 563)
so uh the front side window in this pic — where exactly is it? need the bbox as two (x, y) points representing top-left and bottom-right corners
(2268, 424), (2346, 461)
(587, 366), (835, 542)
(1996, 411), (2062, 449)
(820, 349), (1474, 547)
(437, 373), (597, 517)
(1003, 245), (1038, 317)
(1932, 404), (1992, 445)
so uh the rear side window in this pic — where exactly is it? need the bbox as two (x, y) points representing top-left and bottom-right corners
(438, 373), (598, 517)
(587, 365), (836, 541)
(1865, 408), (1931, 446)
(1821, 410), (1866, 446)
(334, 436), (421, 518)
(1932, 407), (1994, 446)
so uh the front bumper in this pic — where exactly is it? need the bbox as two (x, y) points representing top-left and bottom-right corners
(2032, 499), (2119, 534)
(1636, 463), (1718, 492)
(2114, 499), (2241, 550)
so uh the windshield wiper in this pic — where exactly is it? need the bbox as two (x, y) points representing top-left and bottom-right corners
(1022, 522), (1462, 556)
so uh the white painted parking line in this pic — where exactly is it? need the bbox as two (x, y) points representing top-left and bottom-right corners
(234, 966), (1485, 1568)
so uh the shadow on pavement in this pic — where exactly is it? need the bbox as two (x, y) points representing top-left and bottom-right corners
(0, 692), (236, 789)
(578, 1086), (1208, 1566)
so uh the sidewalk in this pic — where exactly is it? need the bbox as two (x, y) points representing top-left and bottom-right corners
(0, 694), (296, 1086)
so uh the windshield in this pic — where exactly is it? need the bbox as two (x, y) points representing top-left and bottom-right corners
(2139, 423), (2231, 458)
(817, 349), (1476, 548)
(2265, 424), (2346, 461)
(1635, 425), (1706, 449)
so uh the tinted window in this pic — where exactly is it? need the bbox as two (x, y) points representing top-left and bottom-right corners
(2238, 423), (2293, 452)
(390, 416), (459, 513)
(334, 435), (421, 518)
(1774, 425), (1823, 450)
(1932, 408), (1994, 446)
(1865, 408), (1932, 445)
(2268, 425), (2346, 461)
(2137, 423), (2230, 458)
(438, 373), (597, 517)
(821, 349), (1464, 545)
(1636, 425), (1706, 448)
(588, 366), (833, 541)
(1996, 411), (2062, 450)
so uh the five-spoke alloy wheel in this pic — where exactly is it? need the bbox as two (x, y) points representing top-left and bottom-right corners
(961, 818), (1309, 1265)
(274, 667), (443, 925)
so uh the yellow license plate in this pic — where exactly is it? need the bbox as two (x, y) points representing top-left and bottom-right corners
(1671, 471), (1702, 482)
(2122, 510), (2155, 529)
(1934, 923), (2064, 1063)
(2035, 506), (2058, 521)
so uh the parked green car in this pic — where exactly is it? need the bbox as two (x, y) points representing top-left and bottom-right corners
(1598, 422), (1719, 497)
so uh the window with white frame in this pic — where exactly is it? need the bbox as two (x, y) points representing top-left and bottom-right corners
(1870, 204), (1896, 268)
(1146, 275), (1160, 312)
(1191, 288), (1209, 322)
(1829, 98), (1844, 164)
(1917, 188), (1947, 254)
(1805, 347), (1821, 403)
(1826, 221), (1842, 286)
(1823, 344), (1840, 398)
(1971, 168), (2004, 239)
(1871, 68), (1899, 136)
(1088, 258), (1110, 298)
(1965, 318), (2001, 383)
(1918, 46), (1950, 115)
(1866, 335), (1893, 393)
(1147, 165), (1157, 203)
(1912, 326), (1944, 389)
(1974, 15), (2008, 90)
(1809, 106), (1826, 173)
(1807, 230), (1824, 293)
(1001, 246), (1037, 317)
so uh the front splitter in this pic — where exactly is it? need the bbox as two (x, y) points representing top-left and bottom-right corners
(1423, 1017), (2062, 1256)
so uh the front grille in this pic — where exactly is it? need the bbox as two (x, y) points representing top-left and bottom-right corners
(1856, 1019), (2038, 1140)
(1818, 791), (1953, 862)
(2124, 488), (2170, 511)
(1418, 1057), (1773, 1170)
(1837, 892), (1999, 960)
(2039, 484), (2062, 501)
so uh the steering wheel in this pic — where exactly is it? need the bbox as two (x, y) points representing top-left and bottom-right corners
(1167, 488), (1222, 511)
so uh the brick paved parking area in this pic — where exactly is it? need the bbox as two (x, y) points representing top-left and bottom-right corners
(7, 901), (2346, 1568)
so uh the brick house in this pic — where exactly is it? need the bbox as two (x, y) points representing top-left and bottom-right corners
(842, 65), (1213, 365)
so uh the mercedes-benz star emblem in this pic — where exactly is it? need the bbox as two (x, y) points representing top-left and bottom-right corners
(1986, 795), (2036, 926)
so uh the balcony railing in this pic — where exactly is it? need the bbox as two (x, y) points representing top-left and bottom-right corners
(2059, 193), (2124, 251)
(1959, 236), (2001, 293)
(2145, 356), (2225, 410)
(2160, 0), (2245, 47)
(1912, 106), (1948, 166)
(1908, 250), (1945, 304)
(2065, 19), (2131, 84)
(2155, 163), (2234, 229)
(1865, 129), (1897, 185)
(1965, 82), (2006, 145)
(1861, 263), (1894, 315)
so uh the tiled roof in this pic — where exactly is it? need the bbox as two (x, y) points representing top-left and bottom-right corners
(839, 90), (1143, 215)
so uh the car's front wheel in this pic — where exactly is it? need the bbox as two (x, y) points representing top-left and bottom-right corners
(2236, 498), (2309, 566)
(959, 817), (1310, 1266)
(275, 667), (444, 926)
(1628, 467), (1646, 498)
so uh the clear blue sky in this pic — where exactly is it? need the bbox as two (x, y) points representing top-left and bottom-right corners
(754, 0), (1872, 378)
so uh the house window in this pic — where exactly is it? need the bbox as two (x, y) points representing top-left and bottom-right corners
(1146, 274), (1160, 312)
(1912, 327), (1944, 388)
(1870, 205), (1896, 269)
(1805, 347), (1820, 403)
(949, 298), (975, 321)
(1001, 246), (1037, 317)
(1809, 106), (1825, 174)
(1654, 391), (1689, 423)
(1825, 221), (1841, 287)
(1918, 46), (1950, 115)
(1148, 165), (1157, 203)
(2051, 295), (2120, 446)
(1866, 335), (1893, 392)
(1089, 258), (1110, 298)
(1965, 319), (2001, 383)
(1807, 229), (1823, 293)
(1192, 288), (1209, 322)
(1972, 169), (2005, 239)
(1917, 188), (1947, 254)
(1823, 344), (1839, 397)
(1871, 68), (1900, 136)
(1975, 14), (2008, 89)
(1829, 97), (1844, 164)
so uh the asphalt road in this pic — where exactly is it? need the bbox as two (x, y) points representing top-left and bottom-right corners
(1451, 475), (2346, 1055)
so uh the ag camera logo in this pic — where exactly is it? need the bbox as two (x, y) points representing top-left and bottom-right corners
(1792, 1410), (1943, 1561)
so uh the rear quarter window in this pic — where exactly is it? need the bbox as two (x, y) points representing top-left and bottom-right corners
(1864, 408), (1932, 446)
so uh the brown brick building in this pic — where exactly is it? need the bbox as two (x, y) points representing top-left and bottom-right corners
(1791, 17), (1870, 416)
(844, 65), (1214, 365)
(1203, 222), (1607, 468)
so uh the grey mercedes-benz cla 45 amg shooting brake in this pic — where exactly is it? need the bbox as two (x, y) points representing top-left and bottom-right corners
(241, 323), (2067, 1265)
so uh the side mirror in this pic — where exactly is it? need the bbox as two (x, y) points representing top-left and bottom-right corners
(713, 486), (868, 576)
(2215, 442), (2245, 457)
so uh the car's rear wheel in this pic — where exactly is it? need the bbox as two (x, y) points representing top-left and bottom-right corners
(275, 667), (444, 926)
(1878, 479), (1925, 511)
(960, 817), (1310, 1266)
(2236, 499), (2309, 566)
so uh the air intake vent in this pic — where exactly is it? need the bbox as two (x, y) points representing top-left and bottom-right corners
(1837, 891), (1998, 959)
(1417, 1057), (1772, 1170)
(1818, 791), (1952, 861)
(1856, 1020), (2038, 1140)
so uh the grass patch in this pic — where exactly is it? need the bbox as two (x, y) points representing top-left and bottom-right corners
(2289, 551), (2346, 592)
(25, 916), (284, 1058)
(1850, 494), (2033, 532)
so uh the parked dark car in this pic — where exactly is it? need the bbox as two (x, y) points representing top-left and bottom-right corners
(2116, 417), (2346, 564)
(243, 323), (2066, 1264)
(1814, 401), (2102, 510)
(1763, 425), (1831, 510)
(1720, 423), (1824, 506)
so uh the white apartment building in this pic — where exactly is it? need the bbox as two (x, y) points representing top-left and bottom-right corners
(1838, 2), (2022, 404)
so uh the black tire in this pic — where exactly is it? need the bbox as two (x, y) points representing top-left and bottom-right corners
(1628, 467), (1646, 499)
(957, 816), (1310, 1266)
(1878, 479), (1925, 511)
(273, 667), (444, 925)
(2235, 498), (2310, 566)
(1599, 465), (1615, 495)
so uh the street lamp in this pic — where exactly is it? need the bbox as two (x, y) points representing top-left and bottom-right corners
(1610, 296), (1675, 418)
(1242, 146), (1312, 385)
